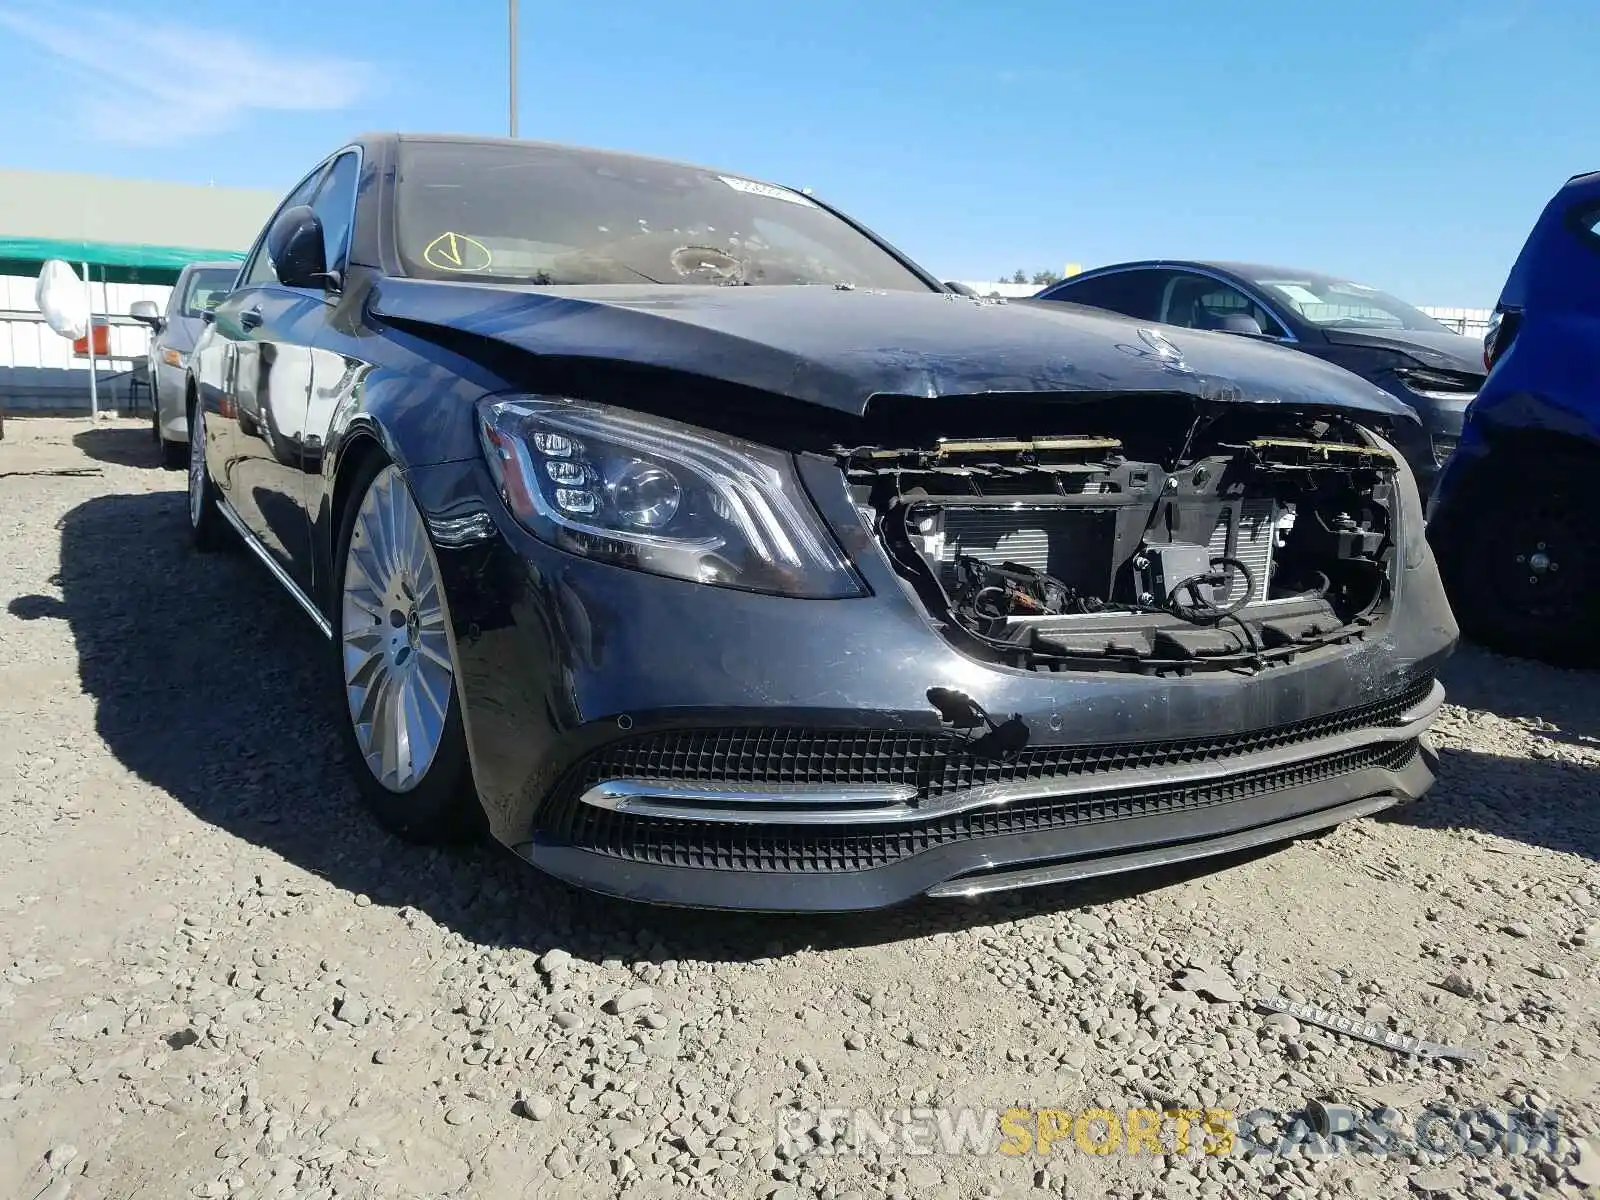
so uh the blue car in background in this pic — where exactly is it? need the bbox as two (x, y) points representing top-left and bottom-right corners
(1428, 170), (1600, 665)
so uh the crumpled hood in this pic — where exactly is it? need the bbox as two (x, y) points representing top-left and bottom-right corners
(1322, 326), (1485, 375)
(370, 279), (1416, 423)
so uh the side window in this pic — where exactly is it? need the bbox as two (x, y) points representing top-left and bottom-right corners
(311, 152), (361, 272)
(1159, 273), (1287, 338)
(239, 167), (328, 288)
(1046, 271), (1162, 320)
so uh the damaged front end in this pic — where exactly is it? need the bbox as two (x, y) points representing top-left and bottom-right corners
(843, 396), (1413, 674)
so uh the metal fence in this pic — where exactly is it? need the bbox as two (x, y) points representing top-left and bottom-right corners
(0, 271), (167, 416)
(1416, 307), (1494, 340)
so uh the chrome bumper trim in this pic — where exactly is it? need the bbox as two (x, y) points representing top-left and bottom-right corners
(216, 497), (332, 639)
(580, 781), (921, 826)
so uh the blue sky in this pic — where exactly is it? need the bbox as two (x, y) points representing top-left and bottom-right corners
(0, 0), (1589, 304)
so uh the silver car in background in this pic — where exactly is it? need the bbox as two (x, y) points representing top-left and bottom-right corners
(129, 261), (239, 467)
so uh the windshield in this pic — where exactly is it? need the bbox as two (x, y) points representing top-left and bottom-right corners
(1247, 273), (1447, 332)
(180, 268), (238, 318)
(393, 140), (933, 291)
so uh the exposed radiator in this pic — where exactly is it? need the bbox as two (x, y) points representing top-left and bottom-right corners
(1207, 498), (1276, 603)
(933, 497), (1276, 605)
(934, 506), (1117, 598)
(937, 510), (1053, 576)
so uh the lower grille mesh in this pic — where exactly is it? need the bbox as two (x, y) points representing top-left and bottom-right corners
(535, 680), (1433, 873)
(544, 740), (1419, 873)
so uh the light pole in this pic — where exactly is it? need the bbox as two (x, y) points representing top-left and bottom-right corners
(508, 0), (519, 137)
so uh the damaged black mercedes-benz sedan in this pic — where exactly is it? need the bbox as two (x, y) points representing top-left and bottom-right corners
(185, 133), (1457, 911)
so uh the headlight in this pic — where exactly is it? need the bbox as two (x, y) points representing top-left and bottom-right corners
(1394, 366), (1478, 402)
(477, 396), (865, 598)
(1363, 428), (1427, 571)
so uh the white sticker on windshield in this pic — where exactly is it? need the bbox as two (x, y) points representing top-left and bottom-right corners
(718, 175), (817, 207)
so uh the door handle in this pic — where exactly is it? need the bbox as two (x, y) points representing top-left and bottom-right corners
(239, 305), (263, 331)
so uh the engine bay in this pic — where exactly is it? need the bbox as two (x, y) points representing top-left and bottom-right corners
(838, 409), (1403, 673)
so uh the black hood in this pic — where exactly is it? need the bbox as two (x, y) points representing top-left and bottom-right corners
(370, 279), (1416, 423)
(1321, 326), (1485, 375)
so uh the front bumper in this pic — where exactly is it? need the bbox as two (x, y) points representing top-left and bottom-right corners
(521, 738), (1438, 911)
(407, 455), (1459, 913)
(153, 359), (189, 441)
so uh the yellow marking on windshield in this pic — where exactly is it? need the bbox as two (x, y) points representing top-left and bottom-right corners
(422, 232), (493, 273)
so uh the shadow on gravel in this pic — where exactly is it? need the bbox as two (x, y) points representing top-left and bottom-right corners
(1383, 744), (1600, 862)
(1439, 643), (1600, 751)
(71, 425), (160, 469)
(16, 490), (1304, 965)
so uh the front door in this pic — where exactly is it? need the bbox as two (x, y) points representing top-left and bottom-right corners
(220, 285), (325, 586)
(205, 162), (330, 590)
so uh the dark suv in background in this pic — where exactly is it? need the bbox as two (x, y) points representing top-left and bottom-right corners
(1031, 261), (1485, 496)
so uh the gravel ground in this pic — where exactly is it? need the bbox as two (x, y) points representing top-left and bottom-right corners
(1, 416), (1597, 1200)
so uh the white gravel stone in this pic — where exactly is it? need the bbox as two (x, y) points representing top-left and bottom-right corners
(605, 988), (655, 1015)
(516, 1092), (554, 1121)
(1410, 1166), (1464, 1194)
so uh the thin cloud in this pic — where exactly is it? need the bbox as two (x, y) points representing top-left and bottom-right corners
(0, 4), (374, 147)
(1412, 5), (1526, 72)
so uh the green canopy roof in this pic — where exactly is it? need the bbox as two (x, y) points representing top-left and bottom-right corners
(0, 236), (245, 286)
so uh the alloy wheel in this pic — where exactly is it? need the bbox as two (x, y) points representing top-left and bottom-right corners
(340, 465), (454, 793)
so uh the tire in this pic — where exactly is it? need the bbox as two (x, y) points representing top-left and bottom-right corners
(332, 452), (483, 843)
(1435, 451), (1600, 666)
(160, 435), (187, 471)
(150, 383), (162, 443)
(187, 397), (230, 552)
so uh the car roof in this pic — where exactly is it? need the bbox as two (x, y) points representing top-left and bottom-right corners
(1070, 260), (1358, 288)
(349, 131), (765, 182)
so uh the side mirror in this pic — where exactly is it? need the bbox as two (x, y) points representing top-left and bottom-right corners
(1212, 312), (1265, 336)
(129, 299), (162, 328)
(944, 281), (978, 297)
(266, 204), (328, 290)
